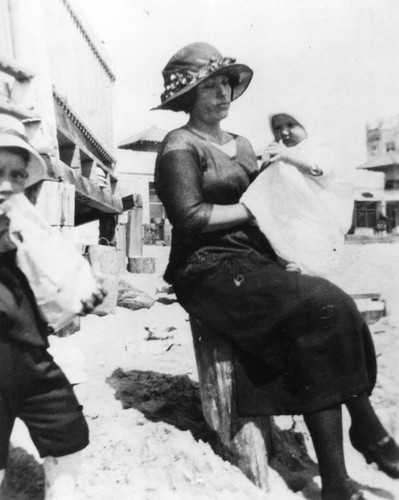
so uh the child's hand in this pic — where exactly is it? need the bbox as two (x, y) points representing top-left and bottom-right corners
(79, 285), (107, 315)
(263, 141), (287, 163)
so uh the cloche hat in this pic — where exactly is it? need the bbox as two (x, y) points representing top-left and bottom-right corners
(0, 113), (46, 187)
(153, 42), (253, 111)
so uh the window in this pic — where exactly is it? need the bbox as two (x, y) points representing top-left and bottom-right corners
(354, 201), (378, 228)
(385, 179), (399, 189)
(386, 141), (396, 152)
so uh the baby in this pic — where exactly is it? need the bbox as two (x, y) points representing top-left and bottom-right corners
(241, 112), (353, 279)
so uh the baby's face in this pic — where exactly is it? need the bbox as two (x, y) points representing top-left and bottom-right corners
(271, 114), (307, 147)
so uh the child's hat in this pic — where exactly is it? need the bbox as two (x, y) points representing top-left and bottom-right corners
(269, 111), (305, 133)
(0, 114), (46, 187)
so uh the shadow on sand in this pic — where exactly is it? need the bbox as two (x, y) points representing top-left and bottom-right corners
(0, 447), (44, 500)
(108, 367), (328, 498)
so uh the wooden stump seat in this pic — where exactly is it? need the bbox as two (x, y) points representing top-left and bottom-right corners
(190, 315), (273, 492)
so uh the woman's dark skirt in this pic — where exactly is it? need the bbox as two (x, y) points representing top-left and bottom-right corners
(174, 253), (377, 415)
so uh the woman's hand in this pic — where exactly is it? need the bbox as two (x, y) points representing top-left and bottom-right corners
(201, 203), (255, 233)
(285, 263), (302, 274)
(79, 285), (107, 315)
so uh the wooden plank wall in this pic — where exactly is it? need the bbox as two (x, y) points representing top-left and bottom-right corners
(42, 0), (115, 152)
(0, 0), (14, 57)
(0, 0), (15, 100)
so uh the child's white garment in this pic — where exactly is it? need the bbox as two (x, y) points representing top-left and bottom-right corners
(5, 193), (99, 330)
(241, 139), (354, 279)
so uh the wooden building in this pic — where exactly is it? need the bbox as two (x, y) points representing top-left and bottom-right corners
(0, 0), (123, 242)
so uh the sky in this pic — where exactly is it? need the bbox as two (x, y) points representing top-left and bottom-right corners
(75, 0), (399, 169)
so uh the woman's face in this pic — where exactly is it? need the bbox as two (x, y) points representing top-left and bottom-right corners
(0, 149), (28, 205)
(191, 75), (232, 124)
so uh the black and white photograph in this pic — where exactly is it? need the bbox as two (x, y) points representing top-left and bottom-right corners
(0, 0), (399, 499)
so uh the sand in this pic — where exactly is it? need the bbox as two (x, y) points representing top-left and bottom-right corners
(3, 244), (399, 500)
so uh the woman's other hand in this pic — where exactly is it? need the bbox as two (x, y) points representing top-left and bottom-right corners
(285, 262), (302, 274)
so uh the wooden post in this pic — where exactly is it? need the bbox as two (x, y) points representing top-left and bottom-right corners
(115, 222), (127, 264)
(126, 205), (143, 257)
(126, 195), (155, 273)
(190, 316), (271, 491)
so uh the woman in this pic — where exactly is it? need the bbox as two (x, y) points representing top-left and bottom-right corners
(154, 42), (399, 500)
(0, 114), (103, 499)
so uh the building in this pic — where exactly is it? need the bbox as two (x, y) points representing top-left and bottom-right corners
(354, 115), (399, 235)
(118, 118), (399, 242)
(0, 0), (123, 245)
(117, 127), (171, 245)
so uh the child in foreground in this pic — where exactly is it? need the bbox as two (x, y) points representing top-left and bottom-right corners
(241, 111), (353, 279)
(0, 113), (104, 499)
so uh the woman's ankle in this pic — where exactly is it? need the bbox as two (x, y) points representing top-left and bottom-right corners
(346, 394), (388, 443)
(349, 422), (389, 445)
(321, 477), (361, 500)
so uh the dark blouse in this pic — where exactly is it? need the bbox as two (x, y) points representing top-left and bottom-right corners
(155, 127), (277, 284)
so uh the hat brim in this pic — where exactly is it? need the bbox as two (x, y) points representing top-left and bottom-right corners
(152, 63), (253, 111)
(0, 134), (47, 187)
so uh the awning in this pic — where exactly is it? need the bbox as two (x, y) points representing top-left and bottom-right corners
(357, 152), (399, 170)
(42, 154), (123, 223)
(118, 126), (168, 153)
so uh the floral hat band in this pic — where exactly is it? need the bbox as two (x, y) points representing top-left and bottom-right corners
(152, 42), (253, 112)
(161, 55), (237, 103)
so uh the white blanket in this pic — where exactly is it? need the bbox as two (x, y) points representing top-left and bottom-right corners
(241, 142), (353, 278)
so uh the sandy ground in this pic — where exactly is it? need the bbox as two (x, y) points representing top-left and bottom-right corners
(3, 243), (399, 500)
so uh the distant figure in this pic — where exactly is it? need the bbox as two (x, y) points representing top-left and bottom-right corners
(241, 111), (354, 278)
(375, 214), (388, 234)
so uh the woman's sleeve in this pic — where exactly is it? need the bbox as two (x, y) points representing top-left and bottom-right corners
(155, 148), (213, 235)
(238, 136), (260, 182)
(0, 309), (12, 335)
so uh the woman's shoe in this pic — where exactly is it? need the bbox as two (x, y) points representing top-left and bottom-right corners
(349, 493), (366, 500)
(323, 492), (365, 500)
(349, 427), (399, 478)
(322, 484), (365, 500)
